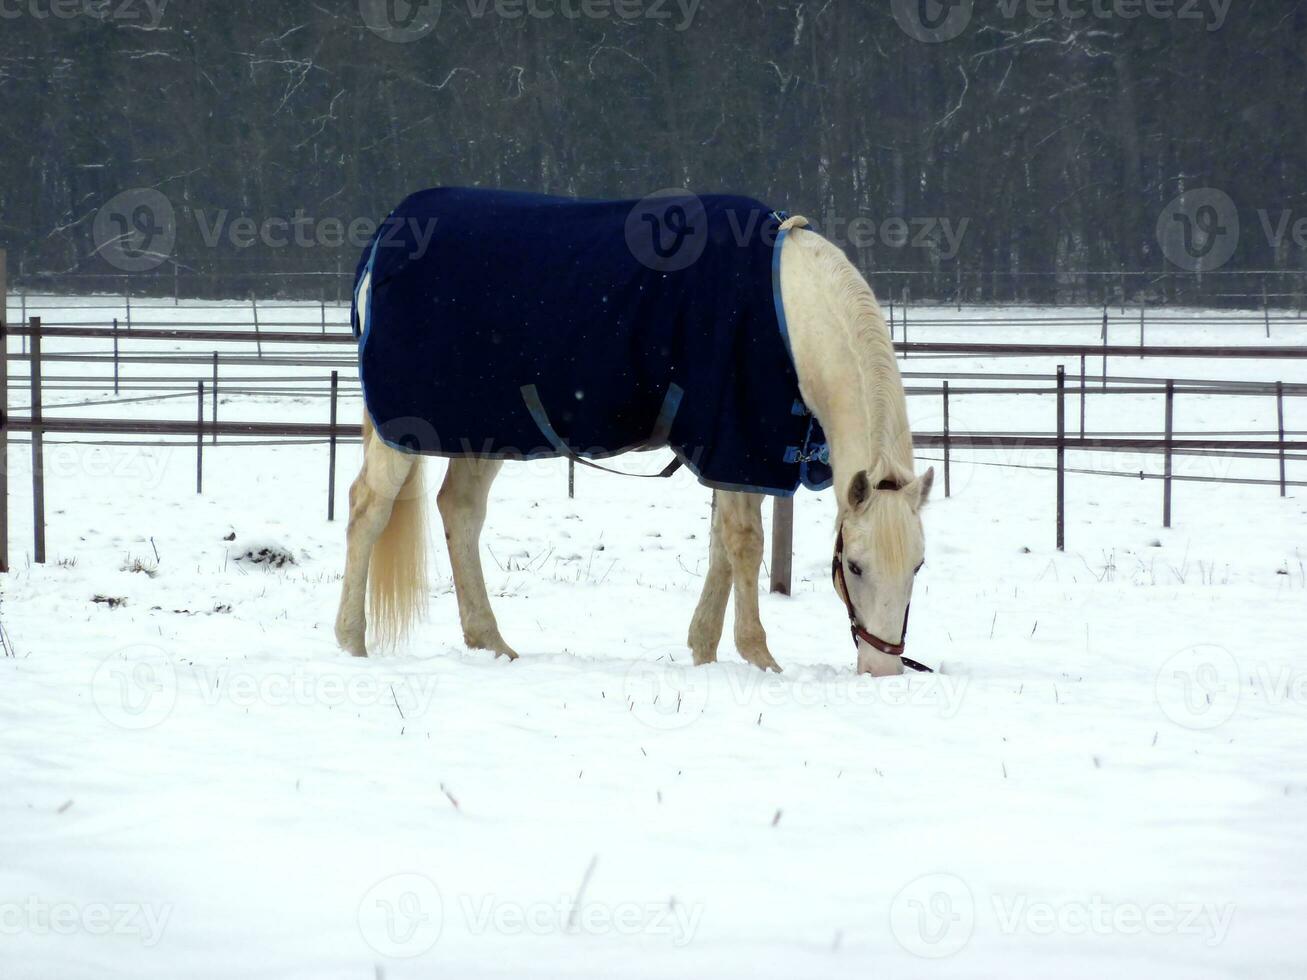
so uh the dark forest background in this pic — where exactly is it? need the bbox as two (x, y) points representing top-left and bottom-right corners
(2, 0), (1305, 304)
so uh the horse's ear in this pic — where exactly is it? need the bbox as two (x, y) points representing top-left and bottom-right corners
(906, 467), (935, 511)
(848, 470), (871, 510)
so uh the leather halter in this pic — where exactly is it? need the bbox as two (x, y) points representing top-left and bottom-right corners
(831, 481), (933, 674)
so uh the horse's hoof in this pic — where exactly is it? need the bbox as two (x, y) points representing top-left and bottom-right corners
(337, 629), (368, 658)
(740, 650), (783, 673)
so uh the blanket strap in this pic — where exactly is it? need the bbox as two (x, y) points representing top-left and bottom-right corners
(520, 384), (684, 480)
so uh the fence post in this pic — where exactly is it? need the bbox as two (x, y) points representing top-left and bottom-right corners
(251, 296), (262, 358)
(328, 371), (339, 521)
(1139, 297), (1145, 359)
(125, 293), (132, 331)
(30, 317), (45, 564)
(1264, 279), (1271, 339)
(1079, 354), (1086, 438)
(112, 317), (120, 395)
(320, 298), (327, 334)
(889, 299), (895, 340)
(0, 249), (7, 573)
(173, 262), (180, 307)
(568, 457), (575, 499)
(211, 352), (219, 444)
(956, 264), (962, 312)
(902, 287), (909, 357)
(196, 380), (204, 494)
(1278, 381), (1287, 498)
(770, 496), (794, 595)
(1056, 365), (1065, 552)
(1163, 380), (1174, 528)
(942, 380), (951, 498)
(1101, 307), (1108, 389)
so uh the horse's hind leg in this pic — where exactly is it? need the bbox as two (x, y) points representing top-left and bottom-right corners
(687, 492), (731, 664)
(437, 457), (517, 660)
(335, 422), (420, 657)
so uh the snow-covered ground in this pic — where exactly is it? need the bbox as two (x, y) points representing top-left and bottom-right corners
(3, 298), (1306, 979)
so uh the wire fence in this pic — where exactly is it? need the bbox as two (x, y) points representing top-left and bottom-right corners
(0, 308), (1303, 581)
(10, 264), (1307, 310)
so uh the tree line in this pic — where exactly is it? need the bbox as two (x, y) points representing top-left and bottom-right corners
(2, 0), (1304, 305)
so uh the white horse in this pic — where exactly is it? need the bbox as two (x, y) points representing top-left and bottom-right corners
(334, 218), (932, 676)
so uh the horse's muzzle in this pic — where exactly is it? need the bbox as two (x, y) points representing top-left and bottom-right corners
(857, 643), (906, 677)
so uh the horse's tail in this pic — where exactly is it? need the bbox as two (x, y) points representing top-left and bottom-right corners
(366, 411), (428, 648)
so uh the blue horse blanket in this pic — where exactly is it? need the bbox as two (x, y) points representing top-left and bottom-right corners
(352, 187), (830, 496)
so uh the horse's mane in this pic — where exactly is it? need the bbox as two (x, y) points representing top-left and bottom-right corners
(800, 231), (916, 485)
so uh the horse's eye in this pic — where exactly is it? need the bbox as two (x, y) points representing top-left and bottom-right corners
(847, 560), (863, 578)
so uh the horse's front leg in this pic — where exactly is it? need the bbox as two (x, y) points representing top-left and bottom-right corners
(718, 490), (782, 672)
(437, 457), (517, 660)
(687, 492), (731, 664)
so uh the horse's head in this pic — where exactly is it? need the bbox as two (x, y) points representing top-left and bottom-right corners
(832, 467), (934, 676)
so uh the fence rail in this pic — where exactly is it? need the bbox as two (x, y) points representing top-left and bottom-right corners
(11, 264), (1307, 310)
(0, 296), (1303, 586)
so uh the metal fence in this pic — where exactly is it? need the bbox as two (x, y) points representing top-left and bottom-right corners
(1, 311), (1303, 586)
(10, 262), (1307, 310)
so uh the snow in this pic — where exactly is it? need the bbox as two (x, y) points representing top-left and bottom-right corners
(2, 297), (1306, 979)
